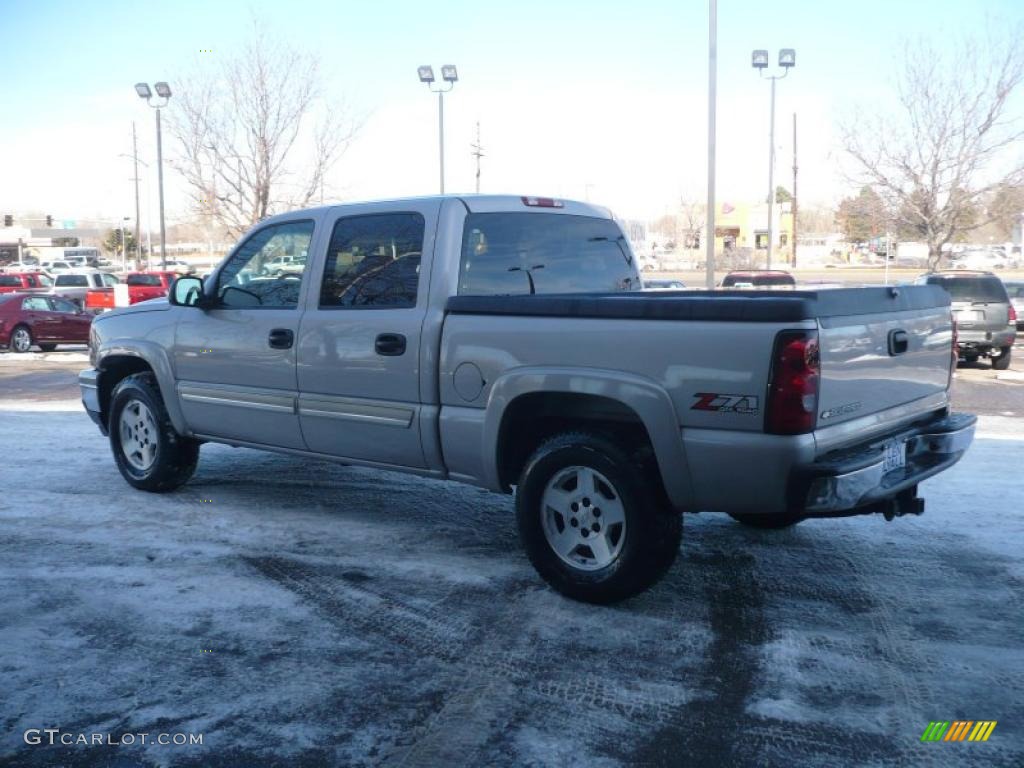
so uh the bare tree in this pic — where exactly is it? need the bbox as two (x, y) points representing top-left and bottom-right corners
(679, 199), (705, 250)
(169, 21), (358, 237)
(841, 26), (1024, 269)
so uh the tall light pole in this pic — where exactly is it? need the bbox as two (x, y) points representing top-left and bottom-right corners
(706, 0), (718, 290)
(751, 48), (795, 270)
(418, 65), (458, 194)
(135, 81), (172, 269)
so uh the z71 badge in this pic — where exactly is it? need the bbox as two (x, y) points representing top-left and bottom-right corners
(691, 393), (760, 415)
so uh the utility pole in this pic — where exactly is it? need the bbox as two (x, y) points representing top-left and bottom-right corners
(131, 122), (142, 269)
(792, 112), (798, 269)
(705, 0), (717, 290)
(471, 121), (484, 194)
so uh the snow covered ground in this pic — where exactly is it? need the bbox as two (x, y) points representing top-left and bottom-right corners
(0, 402), (1022, 767)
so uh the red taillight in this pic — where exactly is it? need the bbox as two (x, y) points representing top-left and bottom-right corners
(1010, 304), (1018, 324)
(766, 330), (820, 435)
(521, 196), (564, 208)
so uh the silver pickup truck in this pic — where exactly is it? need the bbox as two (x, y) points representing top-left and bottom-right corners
(80, 195), (975, 603)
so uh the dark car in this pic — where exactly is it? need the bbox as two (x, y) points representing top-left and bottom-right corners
(916, 271), (1017, 370)
(0, 293), (93, 353)
(720, 270), (796, 289)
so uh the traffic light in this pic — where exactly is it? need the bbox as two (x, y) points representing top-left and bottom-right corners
(46, 215), (53, 227)
(3, 215), (11, 227)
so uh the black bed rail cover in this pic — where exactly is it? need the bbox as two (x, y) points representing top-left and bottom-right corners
(445, 286), (950, 323)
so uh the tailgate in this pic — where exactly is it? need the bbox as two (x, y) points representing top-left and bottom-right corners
(950, 299), (1010, 330)
(816, 288), (952, 428)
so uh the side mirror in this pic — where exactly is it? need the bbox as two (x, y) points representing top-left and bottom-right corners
(169, 276), (206, 308)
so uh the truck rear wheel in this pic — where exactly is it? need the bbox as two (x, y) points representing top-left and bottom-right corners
(729, 512), (803, 529)
(109, 372), (199, 492)
(992, 347), (1012, 371)
(516, 432), (681, 604)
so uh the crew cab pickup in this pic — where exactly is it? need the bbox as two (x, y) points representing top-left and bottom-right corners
(84, 271), (173, 313)
(79, 195), (975, 603)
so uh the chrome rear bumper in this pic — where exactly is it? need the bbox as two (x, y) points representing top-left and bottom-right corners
(795, 412), (976, 515)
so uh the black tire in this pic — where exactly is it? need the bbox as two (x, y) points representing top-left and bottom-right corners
(38, 344), (57, 352)
(992, 347), (1012, 371)
(10, 324), (32, 353)
(729, 512), (804, 529)
(108, 372), (199, 492)
(515, 431), (681, 604)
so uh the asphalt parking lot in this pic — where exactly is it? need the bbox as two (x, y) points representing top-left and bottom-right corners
(1, 348), (1023, 767)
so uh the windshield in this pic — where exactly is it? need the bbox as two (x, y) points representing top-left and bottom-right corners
(1004, 282), (1024, 299)
(56, 275), (89, 287)
(458, 213), (639, 295)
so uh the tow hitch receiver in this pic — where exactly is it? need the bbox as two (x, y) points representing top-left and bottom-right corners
(881, 486), (925, 521)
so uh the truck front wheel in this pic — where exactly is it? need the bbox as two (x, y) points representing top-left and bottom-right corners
(515, 432), (681, 604)
(108, 372), (199, 492)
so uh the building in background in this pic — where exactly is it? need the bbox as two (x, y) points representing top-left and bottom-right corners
(712, 201), (794, 263)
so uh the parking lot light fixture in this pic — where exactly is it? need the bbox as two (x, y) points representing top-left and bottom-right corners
(750, 48), (795, 271)
(418, 64), (458, 194)
(134, 81), (172, 270)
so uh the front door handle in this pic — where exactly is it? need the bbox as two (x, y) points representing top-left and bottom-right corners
(268, 328), (294, 349)
(375, 333), (407, 356)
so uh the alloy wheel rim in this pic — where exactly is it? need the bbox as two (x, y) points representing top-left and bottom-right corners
(13, 329), (30, 352)
(540, 465), (627, 571)
(119, 399), (158, 471)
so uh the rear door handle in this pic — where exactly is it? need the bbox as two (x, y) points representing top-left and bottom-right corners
(268, 328), (294, 349)
(375, 333), (407, 356)
(889, 329), (909, 355)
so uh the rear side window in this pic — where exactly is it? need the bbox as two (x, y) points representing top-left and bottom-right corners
(56, 275), (89, 287)
(926, 277), (1009, 302)
(459, 213), (639, 295)
(0, 276), (20, 287)
(319, 213), (424, 309)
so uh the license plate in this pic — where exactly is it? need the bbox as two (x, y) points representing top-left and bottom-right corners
(955, 309), (983, 322)
(882, 439), (906, 472)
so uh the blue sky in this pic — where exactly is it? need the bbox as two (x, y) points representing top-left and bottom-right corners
(1, 0), (1021, 224)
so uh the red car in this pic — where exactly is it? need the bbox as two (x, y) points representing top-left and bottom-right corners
(0, 293), (93, 353)
(0, 272), (52, 294)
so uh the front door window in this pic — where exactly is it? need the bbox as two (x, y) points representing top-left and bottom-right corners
(216, 221), (315, 308)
